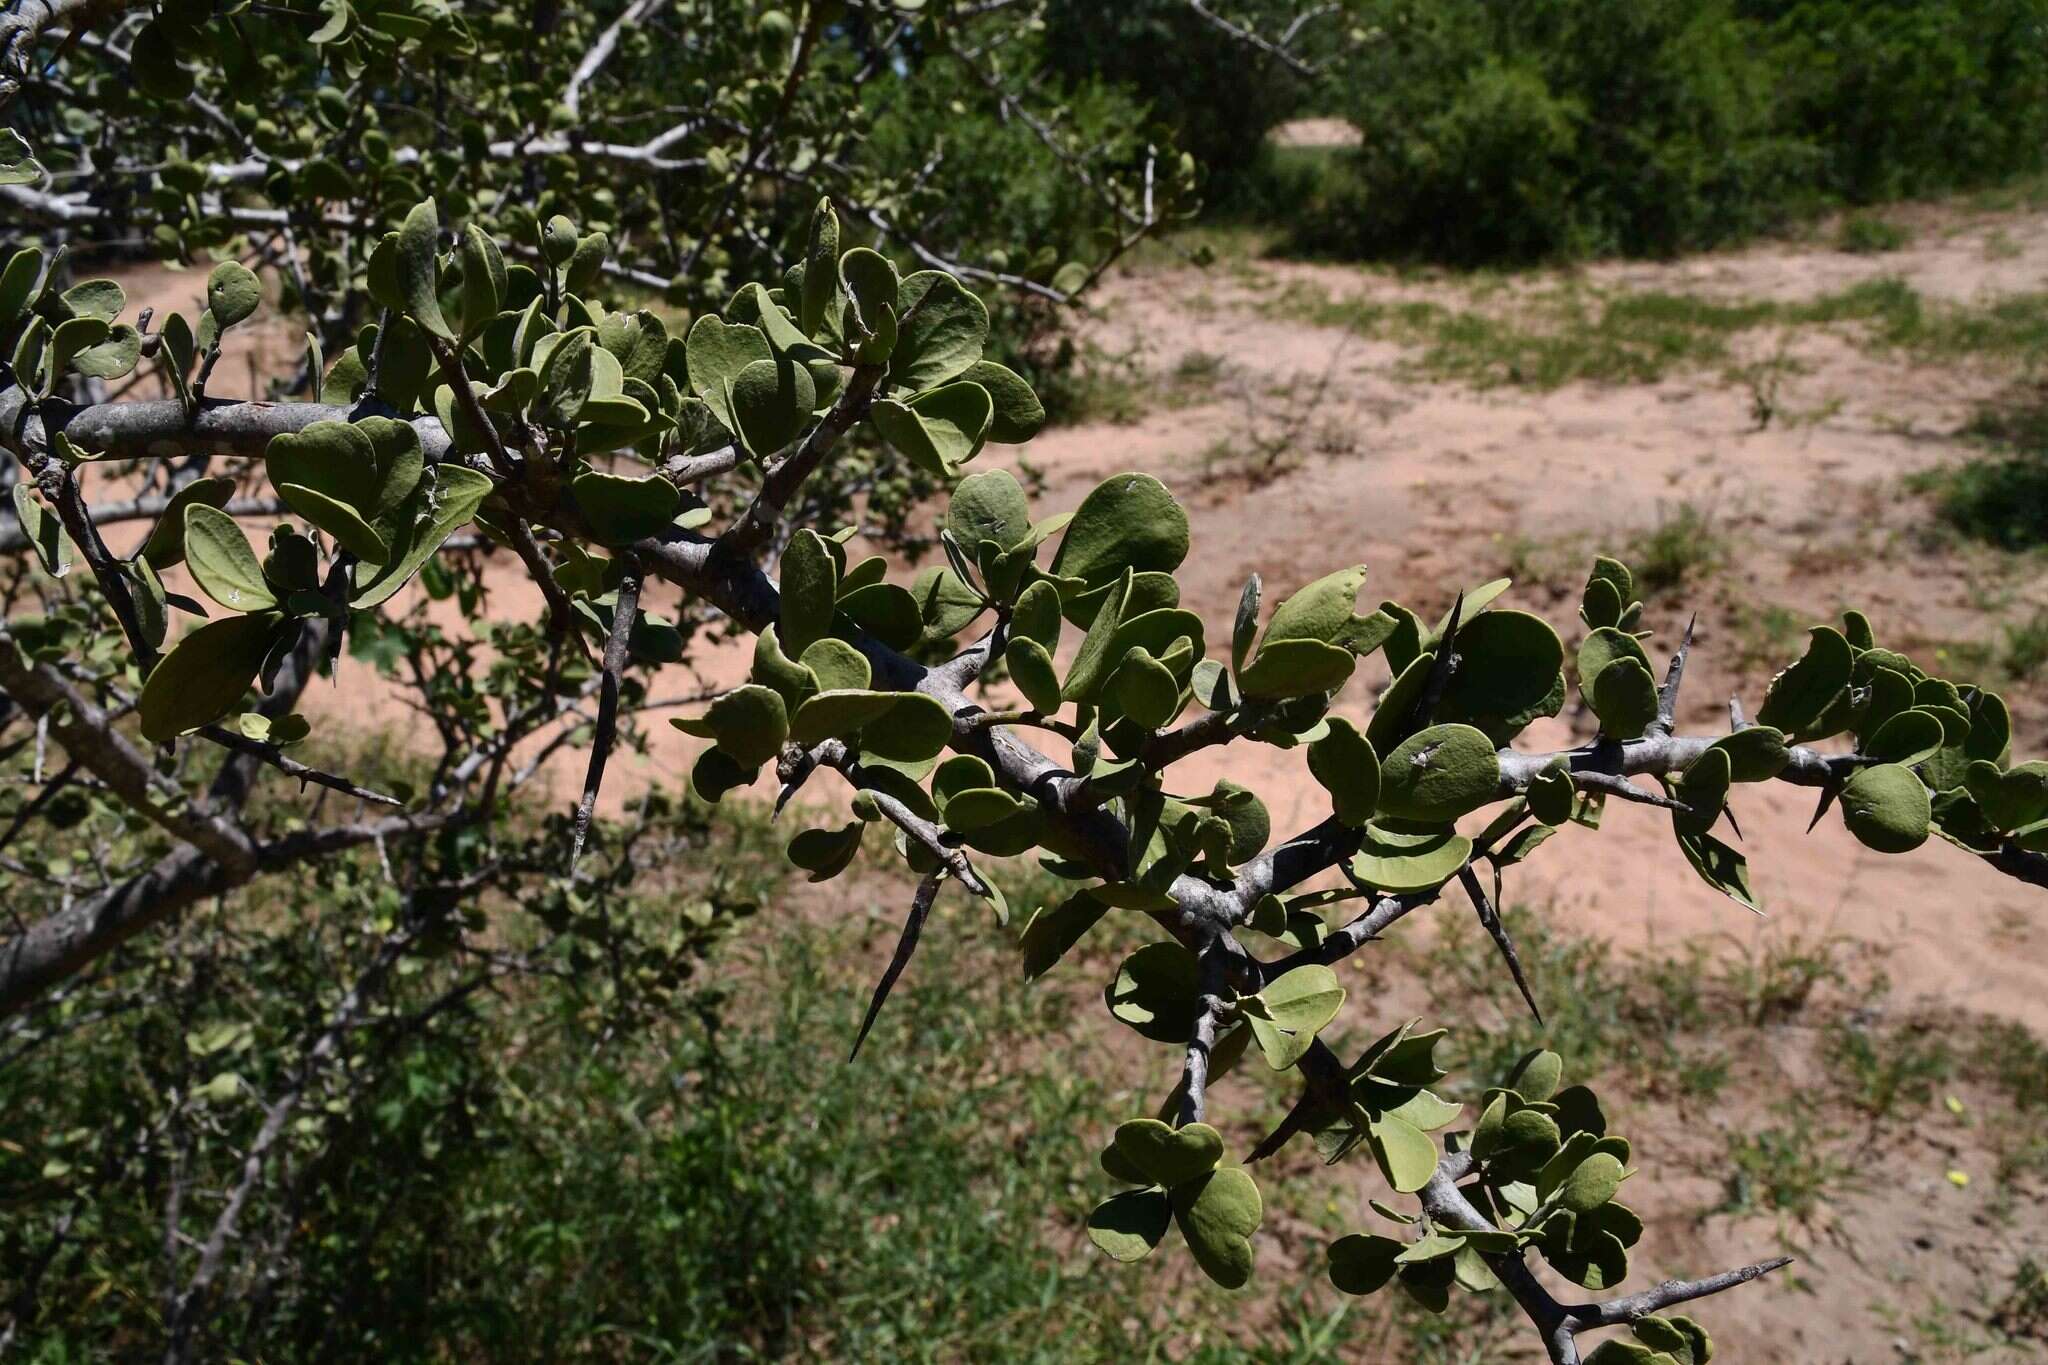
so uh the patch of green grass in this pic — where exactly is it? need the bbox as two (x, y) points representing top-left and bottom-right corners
(1268, 282), (1759, 389)
(1835, 215), (1914, 254)
(1827, 1018), (1954, 1119)
(1728, 600), (1807, 674)
(1719, 1116), (1855, 1222)
(2001, 608), (2048, 680)
(1272, 272), (2048, 401)
(1917, 391), (2048, 550)
(1492, 530), (1590, 591)
(1627, 502), (1728, 595)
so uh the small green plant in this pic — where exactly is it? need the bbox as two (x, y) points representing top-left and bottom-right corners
(2002, 608), (2048, 679)
(1835, 215), (1913, 254)
(1628, 503), (1727, 594)
(1719, 1117), (1852, 1222)
(1826, 1019), (1954, 1119)
(1993, 1259), (2048, 1344)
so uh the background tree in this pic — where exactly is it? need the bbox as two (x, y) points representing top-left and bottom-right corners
(5, 2), (2048, 1361)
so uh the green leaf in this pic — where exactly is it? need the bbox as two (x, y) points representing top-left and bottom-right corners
(838, 582), (922, 650)
(139, 477), (233, 569)
(1111, 648), (1181, 729)
(1328, 1233), (1405, 1296)
(1708, 726), (1790, 783)
(10, 483), (69, 578)
(889, 270), (988, 391)
(790, 690), (898, 747)
(729, 356), (817, 456)
(1631, 1316), (1705, 1364)
(1368, 1113), (1440, 1193)
(1087, 1187), (1172, 1263)
(349, 466), (493, 609)
(800, 198), (841, 336)
(1864, 709), (1945, 767)
(205, 260), (262, 330)
(787, 822), (864, 882)
(1672, 746), (1730, 837)
(1249, 965), (1345, 1070)
(1172, 1167), (1261, 1289)
(139, 613), (282, 742)
(1964, 760), (2048, 832)
(1109, 1118), (1224, 1187)
(1062, 568), (1132, 704)
(1021, 890), (1109, 980)
(1050, 473), (1189, 594)
(798, 638), (871, 692)
(1378, 724), (1501, 823)
(1238, 638), (1355, 700)
(1308, 717), (1380, 826)
(860, 693), (954, 763)
(1840, 762), (1931, 853)
(0, 248), (42, 330)
(264, 418), (424, 565)
(690, 747), (758, 804)
(183, 505), (277, 613)
(1576, 626), (1650, 692)
(670, 685), (789, 767)
(1257, 565), (1383, 656)
(537, 328), (596, 427)
(839, 247), (899, 337)
(1588, 655), (1658, 740)
(779, 528), (838, 657)
(1675, 828), (1758, 912)
(1560, 1152), (1625, 1212)
(959, 360), (1044, 443)
(1350, 823), (1472, 894)
(458, 223), (505, 337)
(573, 470), (681, 543)
(1528, 761), (1575, 825)
(871, 381), (991, 477)
(47, 317), (109, 390)
(1005, 637), (1062, 714)
(1508, 1048), (1564, 1102)
(72, 323), (140, 381)
(1106, 941), (1201, 1043)
(1439, 609), (1565, 738)
(692, 317), (778, 439)
(0, 129), (41, 186)
(394, 201), (454, 341)
(1756, 627), (1853, 734)
(947, 468), (1032, 551)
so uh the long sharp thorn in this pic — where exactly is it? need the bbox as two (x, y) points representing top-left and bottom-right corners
(849, 870), (943, 1062)
(571, 572), (640, 870)
(1807, 785), (1838, 834)
(1460, 866), (1542, 1025)
(1250, 1039), (1346, 1162)
(1656, 613), (1696, 732)
(1722, 801), (1744, 841)
(1407, 590), (1464, 737)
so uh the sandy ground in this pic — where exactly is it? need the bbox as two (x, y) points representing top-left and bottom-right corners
(89, 195), (2048, 1360)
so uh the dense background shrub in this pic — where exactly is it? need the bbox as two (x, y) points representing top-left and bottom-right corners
(1287, 0), (2048, 265)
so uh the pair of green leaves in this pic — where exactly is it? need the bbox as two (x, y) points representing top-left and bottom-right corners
(1086, 1120), (1262, 1289)
(264, 417), (425, 565)
(1586, 1315), (1715, 1365)
(678, 630), (955, 803)
(1315, 1020), (1461, 1194)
